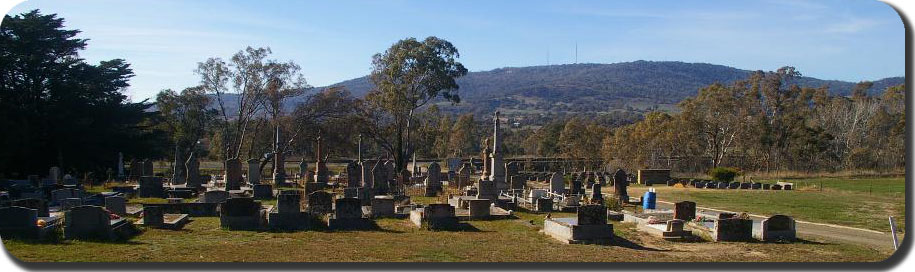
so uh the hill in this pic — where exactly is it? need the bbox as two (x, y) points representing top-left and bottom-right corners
(210, 61), (902, 117)
(322, 61), (903, 115)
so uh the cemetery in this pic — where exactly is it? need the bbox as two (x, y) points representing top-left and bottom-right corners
(0, 111), (900, 263)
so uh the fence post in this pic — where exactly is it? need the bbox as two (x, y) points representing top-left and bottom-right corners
(889, 216), (899, 250)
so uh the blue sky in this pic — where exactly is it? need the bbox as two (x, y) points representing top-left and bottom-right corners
(5, 0), (905, 101)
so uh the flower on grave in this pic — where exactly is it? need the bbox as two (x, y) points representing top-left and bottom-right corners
(36, 219), (46, 227)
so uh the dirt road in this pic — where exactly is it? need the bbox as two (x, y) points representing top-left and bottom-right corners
(653, 200), (901, 250)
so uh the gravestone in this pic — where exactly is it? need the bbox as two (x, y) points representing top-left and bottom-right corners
(571, 175), (583, 195)
(505, 162), (519, 188)
(0, 206), (40, 239)
(535, 197), (553, 212)
(757, 215), (796, 242)
(11, 198), (49, 217)
(299, 161), (308, 181)
(219, 197), (265, 230)
(457, 164), (472, 188)
(613, 169), (628, 199)
(143, 206), (165, 227)
(129, 159), (142, 180)
(268, 190), (310, 230)
(247, 158), (261, 185)
(61, 198), (83, 210)
(424, 162), (442, 196)
(138, 176), (165, 198)
(372, 160), (389, 194)
(345, 162), (360, 188)
(577, 204), (608, 225)
(589, 183), (604, 205)
(200, 190), (230, 203)
(143, 159), (155, 176)
(224, 158), (243, 190)
(371, 196), (395, 217)
(549, 172), (565, 195)
(185, 154), (201, 188)
(104, 196), (127, 216)
(306, 191), (334, 214)
(467, 199), (491, 219)
(510, 175), (525, 190)
(674, 201), (696, 221)
(277, 190), (302, 213)
(637, 169), (671, 185)
(49, 167), (61, 184)
(343, 187), (358, 199)
(335, 198), (363, 219)
(477, 179), (498, 201)
(65, 205), (132, 240)
(253, 184), (273, 200)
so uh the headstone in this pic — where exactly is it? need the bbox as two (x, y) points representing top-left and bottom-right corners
(299, 160), (308, 181)
(306, 191), (333, 214)
(276, 190), (302, 213)
(117, 152), (124, 178)
(613, 169), (628, 199)
(571, 175), (583, 195)
(129, 159), (142, 180)
(0, 206), (38, 237)
(143, 159), (154, 176)
(674, 201), (696, 221)
(104, 196), (127, 216)
(219, 197), (264, 230)
(758, 215), (796, 242)
(143, 206), (164, 227)
(577, 204), (608, 225)
(138, 176), (165, 198)
(65, 205), (122, 240)
(549, 172), (565, 195)
(457, 164), (472, 188)
(314, 136), (329, 184)
(49, 167), (61, 184)
(372, 160), (389, 194)
(424, 162), (442, 196)
(589, 183), (604, 205)
(467, 199), (491, 219)
(345, 162), (360, 188)
(185, 153), (201, 188)
(371, 196), (395, 217)
(247, 158), (261, 185)
(334, 198), (363, 219)
(224, 158), (243, 190)
(477, 179), (498, 200)
(253, 184), (273, 200)
(61, 198), (83, 210)
(200, 190), (230, 203)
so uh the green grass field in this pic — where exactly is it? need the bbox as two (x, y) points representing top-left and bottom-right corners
(626, 176), (906, 233)
(3, 212), (889, 262)
(13, 174), (898, 262)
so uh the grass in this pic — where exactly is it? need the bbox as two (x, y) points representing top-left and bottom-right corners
(626, 176), (906, 233)
(3, 212), (891, 262)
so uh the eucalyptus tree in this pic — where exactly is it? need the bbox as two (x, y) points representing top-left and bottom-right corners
(362, 36), (468, 171)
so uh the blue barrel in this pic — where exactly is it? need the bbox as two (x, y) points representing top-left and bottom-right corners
(642, 191), (657, 209)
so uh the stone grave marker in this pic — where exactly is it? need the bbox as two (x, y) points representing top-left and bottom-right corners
(253, 184), (273, 200)
(247, 158), (261, 185)
(306, 191), (334, 214)
(674, 201), (696, 221)
(549, 172), (565, 195)
(224, 158), (243, 190)
(104, 196), (127, 216)
(11, 198), (49, 217)
(139, 176), (165, 198)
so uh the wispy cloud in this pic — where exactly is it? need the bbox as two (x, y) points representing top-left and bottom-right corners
(824, 17), (883, 34)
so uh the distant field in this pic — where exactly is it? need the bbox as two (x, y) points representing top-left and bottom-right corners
(626, 177), (906, 233)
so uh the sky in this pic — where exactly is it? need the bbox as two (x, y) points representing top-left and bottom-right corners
(4, 0), (906, 101)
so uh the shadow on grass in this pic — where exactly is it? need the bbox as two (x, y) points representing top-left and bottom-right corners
(612, 236), (669, 252)
(426, 222), (483, 232)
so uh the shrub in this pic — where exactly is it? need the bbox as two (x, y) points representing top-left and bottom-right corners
(708, 167), (739, 182)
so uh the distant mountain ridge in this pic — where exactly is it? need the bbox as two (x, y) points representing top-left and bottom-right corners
(228, 61), (903, 115)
